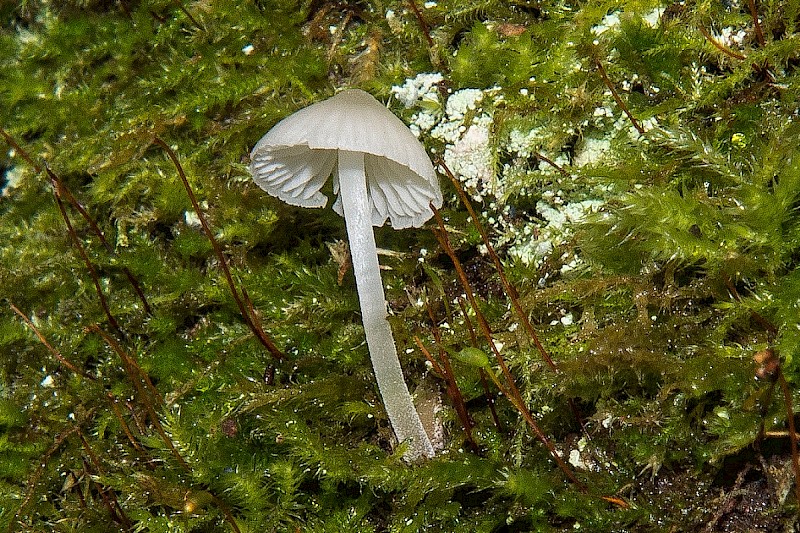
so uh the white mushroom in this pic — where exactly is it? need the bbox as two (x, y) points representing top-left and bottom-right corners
(249, 89), (442, 461)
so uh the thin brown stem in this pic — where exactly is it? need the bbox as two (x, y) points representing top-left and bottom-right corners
(12, 409), (97, 533)
(91, 325), (191, 469)
(1, 127), (152, 315)
(437, 161), (557, 372)
(532, 150), (572, 178)
(90, 325), (162, 405)
(106, 392), (145, 451)
(55, 190), (123, 335)
(746, 0), (765, 47)
(10, 303), (92, 378)
(726, 274), (781, 449)
(209, 493), (242, 533)
(2, 128), (121, 331)
(423, 303), (478, 451)
(56, 172), (153, 314)
(46, 165), (108, 249)
(697, 26), (747, 61)
(414, 336), (444, 376)
(77, 430), (134, 530)
(95, 327), (241, 532)
(431, 205), (585, 490)
(415, 334), (477, 452)
(479, 369), (503, 431)
(153, 137), (284, 361)
(407, 0), (434, 51)
(0, 127), (42, 173)
(594, 58), (644, 135)
(458, 299), (503, 430)
(456, 298), (503, 430)
(457, 298), (478, 346)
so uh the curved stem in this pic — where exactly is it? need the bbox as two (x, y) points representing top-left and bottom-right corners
(337, 150), (435, 461)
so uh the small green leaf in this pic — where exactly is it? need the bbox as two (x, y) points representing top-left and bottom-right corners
(455, 347), (491, 369)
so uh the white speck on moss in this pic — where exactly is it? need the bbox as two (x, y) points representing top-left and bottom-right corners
(715, 27), (747, 47)
(410, 110), (438, 136)
(2, 166), (24, 197)
(591, 12), (620, 35)
(561, 257), (581, 274)
(385, 10), (402, 33)
(508, 199), (603, 267)
(569, 450), (586, 470)
(393, 74), (619, 271)
(242, 44), (254, 55)
(642, 8), (664, 28)
(184, 210), (201, 227)
(394, 83), (501, 199)
(430, 88), (502, 198)
(569, 437), (588, 469)
(593, 106), (613, 118)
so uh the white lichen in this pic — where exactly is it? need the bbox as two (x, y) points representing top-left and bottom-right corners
(391, 72), (444, 109)
(442, 117), (495, 198)
(573, 137), (612, 167)
(442, 88), (484, 120)
(391, 74), (621, 271)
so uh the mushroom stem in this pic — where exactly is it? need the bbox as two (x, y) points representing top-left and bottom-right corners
(337, 150), (435, 461)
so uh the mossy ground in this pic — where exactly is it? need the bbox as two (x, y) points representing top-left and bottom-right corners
(2, 0), (800, 531)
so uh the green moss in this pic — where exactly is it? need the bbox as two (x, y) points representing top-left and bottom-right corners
(3, 0), (800, 530)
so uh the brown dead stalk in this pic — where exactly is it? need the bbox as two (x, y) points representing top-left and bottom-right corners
(777, 369), (800, 507)
(415, 300), (478, 451)
(10, 303), (92, 379)
(437, 160), (557, 372)
(697, 26), (747, 61)
(153, 137), (284, 361)
(0, 127), (153, 317)
(89, 324), (190, 471)
(594, 58), (644, 135)
(431, 204), (585, 490)
(407, 0), (434, 50)
(746, 0), (765, 47)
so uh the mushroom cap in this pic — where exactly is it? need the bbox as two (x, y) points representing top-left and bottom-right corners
(249, 89), (442, 229)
